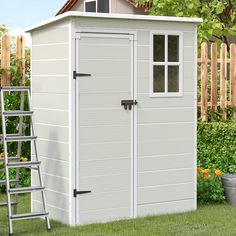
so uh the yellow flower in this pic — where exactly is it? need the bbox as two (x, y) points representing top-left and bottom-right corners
(0, 152), (4, 158)
(202, 169), (210, 175)
(214, 169), (222, 176)
(20, 157), (28, 162)
(204, 174), (211, 180)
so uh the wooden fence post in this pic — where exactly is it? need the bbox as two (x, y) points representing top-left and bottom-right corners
(230, 43), (236, 119)
(220, 43), (227, 119)
(1, 35), (10, 86)
(16, 36), (25, 86)
(211, 43), (217, 111)
(201, 42), (208, 121)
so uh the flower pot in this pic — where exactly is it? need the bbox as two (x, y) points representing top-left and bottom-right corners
(222, 174), (236, 206)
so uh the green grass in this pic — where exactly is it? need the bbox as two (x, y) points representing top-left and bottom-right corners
(1, 194), (236, 236)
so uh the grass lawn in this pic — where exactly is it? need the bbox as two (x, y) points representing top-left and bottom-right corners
(0, 194), (236, 235)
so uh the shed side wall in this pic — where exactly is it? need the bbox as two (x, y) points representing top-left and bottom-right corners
(74, 17), (196, 217)
(31, 21), (70, 224)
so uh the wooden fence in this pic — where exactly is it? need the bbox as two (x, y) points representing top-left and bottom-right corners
(199, 42), (236, 121)
(0, 34), (26, 86)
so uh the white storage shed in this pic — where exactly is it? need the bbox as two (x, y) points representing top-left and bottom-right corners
(26, 12), (202, 226)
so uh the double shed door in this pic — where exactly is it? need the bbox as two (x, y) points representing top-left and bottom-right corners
(75, 33), (136, 224)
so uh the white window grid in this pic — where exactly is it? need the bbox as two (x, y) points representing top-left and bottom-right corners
(150, 31), (183, 97)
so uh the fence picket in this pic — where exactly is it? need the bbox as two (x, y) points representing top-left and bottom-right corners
(16, 36), (25, 86)
(220, 43), (227, 120)
(230, 44), (236, 119)
(201, 43), (208, 121)
(1, 35), (10, 86)
(211, 43), (217, 111)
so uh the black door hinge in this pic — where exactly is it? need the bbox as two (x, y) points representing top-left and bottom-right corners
(73, 189), (91, 197)
(73, 71), (91, 79)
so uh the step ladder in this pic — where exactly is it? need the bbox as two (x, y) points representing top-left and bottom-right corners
(0, 86), (51, 235)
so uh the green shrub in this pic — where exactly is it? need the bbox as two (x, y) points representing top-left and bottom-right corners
(198, 122), (236, 174)
(0, 167), (30, 192)
(197, 168), (225, 204)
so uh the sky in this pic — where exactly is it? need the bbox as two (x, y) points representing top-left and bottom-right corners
(0, 0), (67, 44)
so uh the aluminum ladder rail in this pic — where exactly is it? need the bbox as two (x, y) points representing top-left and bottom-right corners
(0, 86), (51, 236)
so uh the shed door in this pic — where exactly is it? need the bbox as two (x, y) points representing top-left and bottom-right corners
(75, 33), (135, 224)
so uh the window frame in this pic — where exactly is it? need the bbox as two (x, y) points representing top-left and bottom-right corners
(84, 0), (111, 13)
(149, 31), (183, 97)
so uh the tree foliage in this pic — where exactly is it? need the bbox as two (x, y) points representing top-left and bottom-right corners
(138, 0), (236, 49)
(0, 24), (8, 37)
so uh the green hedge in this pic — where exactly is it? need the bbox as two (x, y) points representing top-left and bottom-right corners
(198, 122), (236, 174)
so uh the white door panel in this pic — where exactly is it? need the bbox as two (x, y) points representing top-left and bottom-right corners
(75, 33), (134, 224)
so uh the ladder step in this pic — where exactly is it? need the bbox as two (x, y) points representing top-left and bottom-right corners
(1, 86), (30, 92)
(0, 202), (17, 207)
(11, 212), (49, 220)
(0, 179), (19, 185)
(9, 186), (45, 194)
(5, 135), (37, 142)
(3, 111), (33, 117)
(0, 133), (22, 140)
(7, 161), (41, 168)
(0, 157), (19, 162)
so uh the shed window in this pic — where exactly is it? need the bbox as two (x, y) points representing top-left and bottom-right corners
(151, 32), (183, 97)
(85, 0), (110, 13)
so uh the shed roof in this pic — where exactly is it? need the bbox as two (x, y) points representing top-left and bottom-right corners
(56, 0), (152, 15)
(25, 11), (202, 32)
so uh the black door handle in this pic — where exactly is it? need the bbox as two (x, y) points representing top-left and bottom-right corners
(121, 100), (138, 110)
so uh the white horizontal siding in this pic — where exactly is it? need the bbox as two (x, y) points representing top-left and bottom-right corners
(79, 59), (130, 78)
(184, 32), (195, 46)
(138, 108), (194, 123)
(32, 44), (69, 60)
(32, 139), (69, 161)
(34, 109), (68, 126)
(32, 155), (69, 178)
(35, 123), (69, 142)
(138, 168), (194, 187)
(32, 200), (69, 224)
(80, 109), (129, 126)
(138, 183), (194, 204)
(138, 122), (194, 141)
(79, 207), (131, 225)
(79, 190), (130, 212)
(80, 173), (130, 192)
(135, 27), (195, 216)
(80, 142), (130, 160)
(138, 139), (194, 157)
(31, 22), (70, 226)
(32, 76), (69, 94)
(79, 77), (130, 93)
(80, 125), (130, 144)
(33, 93), (68, 110)
(32, 26), (69, 45)
(138, 93), (194, 108)
(32, 171), (69, 194)
(137, 199), (195, 217)
(32, 60), (69, 76)
(80, 158), (130, 177)
(32, 189), (69, 211)
(138, 153), (194, 172)
(79, 92), (130, 109)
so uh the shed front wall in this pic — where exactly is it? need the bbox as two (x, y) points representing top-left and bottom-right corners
(74, 17), (196, 218)
(31, 20), (71, 224)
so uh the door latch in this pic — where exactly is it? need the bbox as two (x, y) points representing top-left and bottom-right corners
(73, 189), (91, 197)
(121, 100), (138, 110)
(73, 71), (91, 79)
